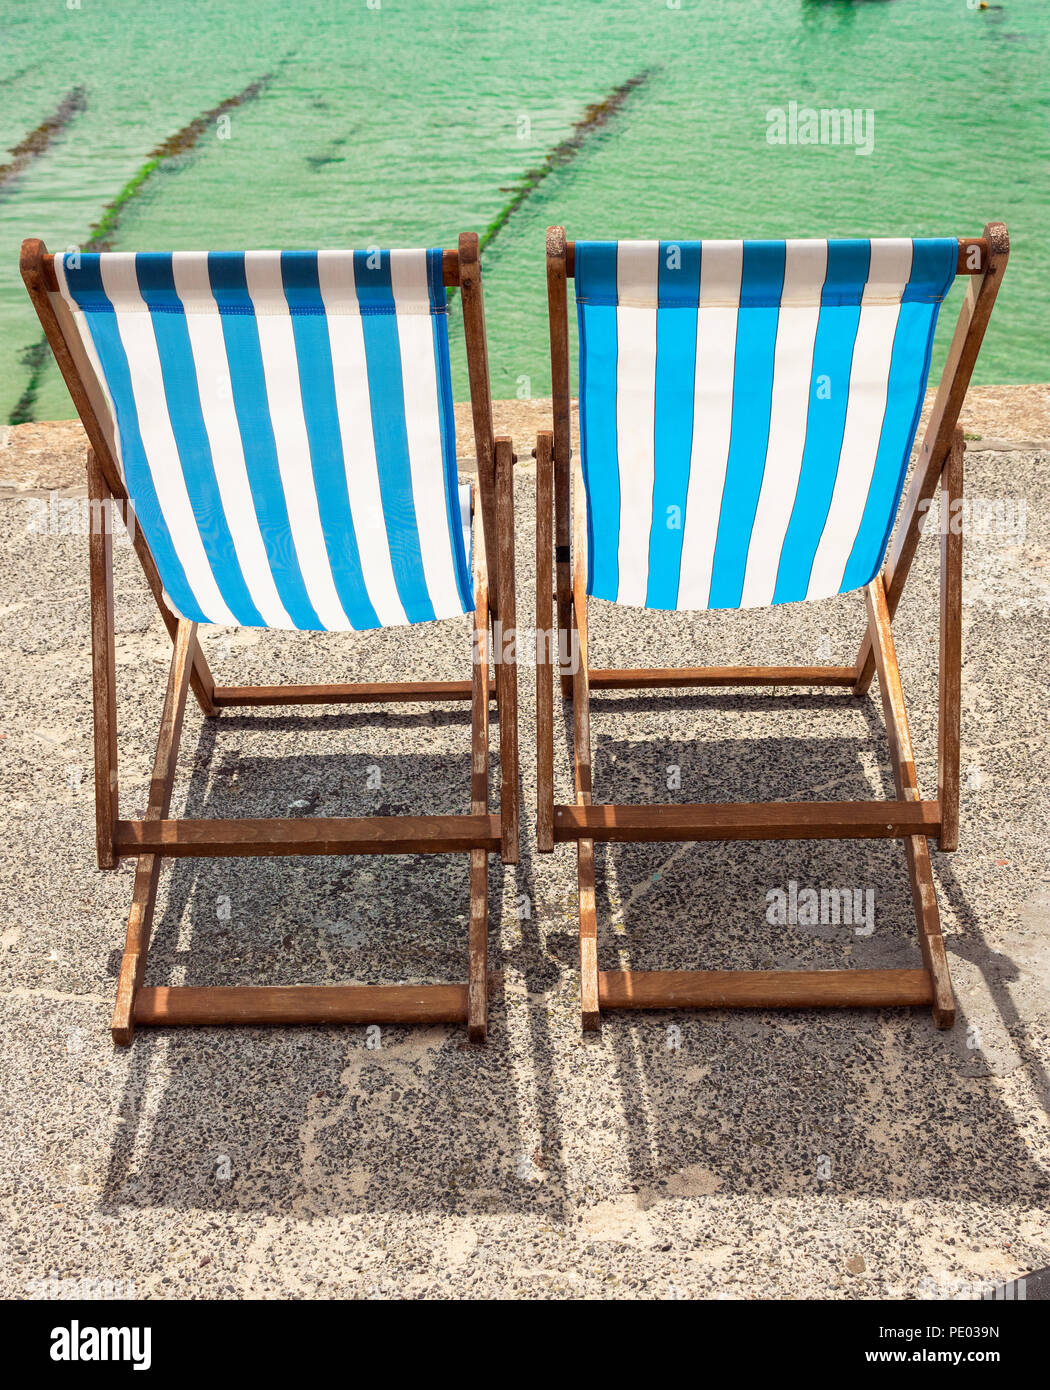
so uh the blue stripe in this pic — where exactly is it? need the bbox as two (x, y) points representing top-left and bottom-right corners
(576, 242), (620, 599)
(707, 241), (786, 608)
(839, 238), (957, 592)
(427, 249), (473, 612)
(280, 251), (380, 629)
(135, 254), (265, 627)
(61, 255), (210, 623)
(645, 241), (701, 609)
(353, 250), (434, 623)
(206, 253), (323, 629)
(772, 239), (870, 604)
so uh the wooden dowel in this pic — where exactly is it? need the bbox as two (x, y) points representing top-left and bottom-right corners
(599, 969), (934, 1011)
(588, 665), (858, 690)
(553, 800), (941, 843)
(134, 983), (470, 1027)
(116, 814), (501, 858)
(210, 679), (492, 707)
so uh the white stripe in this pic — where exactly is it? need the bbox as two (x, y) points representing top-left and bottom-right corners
(806, 239), (912, 600)
(316, 252), (407, 627)
(739, 240), (827, 607)
(614, 240), (659, 606)
(676, 241), (743, 609)
(49, 273), (123, 484)
(170, 254), (293, 629)
(243, 251), (349, 630)
(99, 255), (237, 625)
(390, 250), (464, 619)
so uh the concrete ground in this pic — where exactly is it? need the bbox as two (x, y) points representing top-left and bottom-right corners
(1, 392), (1049, 1300)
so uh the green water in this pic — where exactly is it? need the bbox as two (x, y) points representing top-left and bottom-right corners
(1, 0), (1047, 422)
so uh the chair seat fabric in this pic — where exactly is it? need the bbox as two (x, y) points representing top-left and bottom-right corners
(574, 238), (957, 610)
(53, 249), (474, 629)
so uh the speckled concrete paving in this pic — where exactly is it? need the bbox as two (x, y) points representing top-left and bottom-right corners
(1, 421), (1049, 1300)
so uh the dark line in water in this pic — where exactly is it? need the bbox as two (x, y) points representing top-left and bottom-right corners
(10, 74), (274, 424)
(85, 72), (274, 251)
(0, 64), (37, 90)
(0, 86), (87, 191)
(479, 68), (654, 257)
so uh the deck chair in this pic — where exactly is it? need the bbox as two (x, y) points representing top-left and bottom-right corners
(21, 233), (518, 1044)
(537, 223), (1008, 1031)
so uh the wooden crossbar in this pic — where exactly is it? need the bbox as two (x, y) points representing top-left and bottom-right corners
(599, 969), (934, 1011)
(564, 237), (991, 278)
(588, 665), (858, 691)
(40, 249), (465, 291)
(553, 800), (940, 843)
(134, 983), (471, 1027)
(116, 814), (500, 858)
(211, 679), (494, 707)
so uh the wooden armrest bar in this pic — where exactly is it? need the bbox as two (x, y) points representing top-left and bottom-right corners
(553, 800), (940, 843)
(116, 814), (501, 858)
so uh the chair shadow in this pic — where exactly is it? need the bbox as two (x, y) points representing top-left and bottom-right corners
(100, 701), (570, 1220)
(569, 689), (1050, 1207)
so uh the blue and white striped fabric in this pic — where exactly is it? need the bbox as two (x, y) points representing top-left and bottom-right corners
(574, 238), (957, 609)
(52, 249), (474, 629)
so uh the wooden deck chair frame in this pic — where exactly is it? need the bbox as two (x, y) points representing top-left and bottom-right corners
(536, 223), (1008, 1031)
(21, 232), (518, 1045)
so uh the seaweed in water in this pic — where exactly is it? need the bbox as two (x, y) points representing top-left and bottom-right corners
(0, 86), (87, 191)
(10, 74), (273, 423)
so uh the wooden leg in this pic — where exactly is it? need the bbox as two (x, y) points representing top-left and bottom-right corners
(571, 465), (599, 1029)
(939, 436), (964, 853)
(87, 448), (118, 870)
(536, 431), (555, 853)
(111, 619), (195, 1045)
(468, 528), (491, 1042)
(866, 578), (955, 1028)
(494, 436), (519, 865)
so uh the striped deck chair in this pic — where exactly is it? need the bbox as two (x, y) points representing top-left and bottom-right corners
(21, 233), (518, 1044)
(537, 223), (1008, 1031)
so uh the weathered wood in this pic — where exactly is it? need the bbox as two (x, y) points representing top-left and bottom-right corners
(111, 619), (195, 1045)
(865, 576), (956, 1028)
(494, 435), (519, 864)
(599, 969), (934, 1011)
(546, 226), (573, 696)
(468, 534), (491, 1041)
(554, 800), (941, 843)
(535, 430), (555, 852)
(939, 435), (964, 854)
(589, 665), (858, 690)
(459, 232), (499, 614)
(854, 223), (1008, 694)
(134, 984), (470, 1027)
(86, 448), (118, 870)
(21, 240), (217, 715)
(571, 463), (599, 1028)
(211, 679), (492, 706)
(116, 814), (501, 858)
